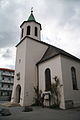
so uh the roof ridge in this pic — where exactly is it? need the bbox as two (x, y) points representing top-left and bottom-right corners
(37, 43), (80, 64)
(16, 35), (80, 64)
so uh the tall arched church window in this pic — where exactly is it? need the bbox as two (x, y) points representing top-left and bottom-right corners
(71, 67), (78, 90)
(35, 27), (38, 37)
(21, 29), (24, 38)
(45, 68), (51, 91)
(27, 26), (30, 35)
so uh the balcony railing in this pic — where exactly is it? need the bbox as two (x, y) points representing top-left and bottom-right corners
(1, 73), (14, 77)
(0, 87), (13, 91)
(1, 80), (14, 84)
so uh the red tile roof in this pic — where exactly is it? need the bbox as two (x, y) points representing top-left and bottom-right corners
(0, 68), (15, 72)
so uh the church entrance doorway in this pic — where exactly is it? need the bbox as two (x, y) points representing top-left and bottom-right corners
(16, 85), (21, 103)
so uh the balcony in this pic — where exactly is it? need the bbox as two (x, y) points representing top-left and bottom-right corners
(1, 80), (13, 84)
(0, 87), (13, 91)
(1, 72), (14, 77)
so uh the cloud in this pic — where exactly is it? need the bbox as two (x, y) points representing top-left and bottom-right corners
(0, 0), (46, 69)
(0, 0), (80, 69)
(2, 49), (12, 58)
(0, 0), (27, 48)
(40, 0), (80, 58)
(0, 47), (16, 69)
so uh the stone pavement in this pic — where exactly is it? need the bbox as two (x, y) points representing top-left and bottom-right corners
(0, 102), (80, 120)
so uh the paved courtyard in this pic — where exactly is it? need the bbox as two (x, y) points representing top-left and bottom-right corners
(0, 102), (80, 120)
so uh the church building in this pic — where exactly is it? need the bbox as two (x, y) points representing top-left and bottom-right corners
(11, 10), (80, 109)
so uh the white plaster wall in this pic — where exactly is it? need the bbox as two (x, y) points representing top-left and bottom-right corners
(11, 39), (27, 106)
(20, 22), (41, 41)
(23, 37), (48, 106)
(61, 55), (80, 107)
(38, 55), (65, 109)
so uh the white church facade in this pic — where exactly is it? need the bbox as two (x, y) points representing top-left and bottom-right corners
(11, 10), (80, 109)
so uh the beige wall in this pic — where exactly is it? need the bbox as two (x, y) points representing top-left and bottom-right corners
(61, 55), (80, 107)
(23, 37), (48, 106)
(12, 37), (48, 106)
(11, 39), (27, 106)
(38, 55), (65, 109)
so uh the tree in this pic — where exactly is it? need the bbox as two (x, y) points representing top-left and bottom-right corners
(34, 86), (42, 106)
(51, 76), (62, 107)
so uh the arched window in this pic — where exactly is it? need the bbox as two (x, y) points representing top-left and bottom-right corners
(45, 68), (51, 91)
(21, 28), (24, 38)
(35, 27), (38, 37)
(71, 67), (78, 90)
(16, 84), (21, 103)
(27, 26), (30, 35)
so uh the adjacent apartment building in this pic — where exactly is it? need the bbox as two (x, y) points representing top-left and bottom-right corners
(0, 68), (14, 101)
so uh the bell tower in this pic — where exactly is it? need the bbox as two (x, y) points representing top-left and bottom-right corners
(11, 9), (48, 107)
(20, 8), (42, 41)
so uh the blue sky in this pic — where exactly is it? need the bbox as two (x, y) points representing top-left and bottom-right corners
(0, 0), (80, 69)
